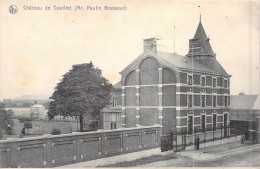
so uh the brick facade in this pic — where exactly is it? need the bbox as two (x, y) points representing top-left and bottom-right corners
(120, 21), (231, 135)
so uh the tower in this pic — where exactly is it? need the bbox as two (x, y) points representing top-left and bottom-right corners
(186, 19), (216, 59)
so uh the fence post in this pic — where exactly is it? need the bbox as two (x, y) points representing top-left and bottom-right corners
(213, 127), (214, 141)
(204, 130), (206, 143)
(170, 131), (173, 150)
(221, 125), (223, 139)
(194, 128), (196, 145)
(175, 133), (178, 151)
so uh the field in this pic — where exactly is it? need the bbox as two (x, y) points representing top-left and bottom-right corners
(2, 119), (78, 140)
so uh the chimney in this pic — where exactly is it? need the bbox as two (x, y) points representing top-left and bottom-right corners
(143, 38), (158, 52)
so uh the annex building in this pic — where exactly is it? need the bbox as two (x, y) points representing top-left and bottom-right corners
(120, 19), (231, 135)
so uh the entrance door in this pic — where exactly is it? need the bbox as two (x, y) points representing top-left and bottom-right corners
(188, 116), (193, 134)
(224, 114), (228, 137)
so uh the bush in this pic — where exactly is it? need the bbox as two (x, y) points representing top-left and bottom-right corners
(51, 128), (61, 135)
(0, 130), (3, 139)
(24, 121), (32, 129)
(6, 125), (13, 135)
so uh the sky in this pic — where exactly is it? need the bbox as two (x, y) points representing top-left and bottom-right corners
(0, 0), (260, 100)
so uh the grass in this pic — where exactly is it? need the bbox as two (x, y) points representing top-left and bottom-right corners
(1, 119), (78, 140)
(99, 153), (177, 167)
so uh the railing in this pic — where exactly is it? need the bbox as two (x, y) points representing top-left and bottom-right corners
(161, 126), (239, 152)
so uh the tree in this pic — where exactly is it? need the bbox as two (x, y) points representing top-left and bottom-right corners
(24, 121), (32, 134)
(0, 103), (14, 135)
(48, 62), (113, 132)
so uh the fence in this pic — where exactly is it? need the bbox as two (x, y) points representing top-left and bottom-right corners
(0, 125), (161, 168)
(161, 125), (239, 152)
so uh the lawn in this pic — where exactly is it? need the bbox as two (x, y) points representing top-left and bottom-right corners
(1, 119), (78, 140)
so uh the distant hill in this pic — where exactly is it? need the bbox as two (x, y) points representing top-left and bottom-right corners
(13, 94), (50, 100)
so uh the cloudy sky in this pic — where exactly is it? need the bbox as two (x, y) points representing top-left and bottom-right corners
(0, 0), (259, 100)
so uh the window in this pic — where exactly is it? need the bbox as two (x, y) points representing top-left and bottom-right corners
(213, 114), (217, 131)
(187, 95), (193, 107)
(201, 115), (206, 131)
(111, 122), (117, 130)
(213, 78), (216, 87)
(112, 97), (117, 107)
(201, 95), (205, 107)
(188, 75), (193, 85)
(213, 95), (217, 107)
(224, 96), (228, 107)
(201, 77), (205, 86)
(224, 80), (228, 88)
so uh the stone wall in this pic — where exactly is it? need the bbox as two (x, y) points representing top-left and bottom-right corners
(0, 125), (161, 168)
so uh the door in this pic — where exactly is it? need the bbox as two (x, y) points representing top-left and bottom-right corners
(188, 116), (193, 134)
(224, 114), (228, 137)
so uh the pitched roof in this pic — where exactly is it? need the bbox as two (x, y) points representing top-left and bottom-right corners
(156, 51), (229, 76)
(187, 21), (215, 57)
(102, 105), (122, 113)
(120, 50), (230, 76)
(113, 81), (121, 89)
(230, 95), (258, 110)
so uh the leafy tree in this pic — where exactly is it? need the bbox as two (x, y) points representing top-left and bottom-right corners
(0, 103), (14, 135)
(89, 121), (99, 131)
(48, 62), (113, 132)
(24, 121), (32, 134)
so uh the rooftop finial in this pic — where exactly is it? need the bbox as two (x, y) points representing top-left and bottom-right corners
(198, 5), (201, 22)
(174, 25), (176, 54)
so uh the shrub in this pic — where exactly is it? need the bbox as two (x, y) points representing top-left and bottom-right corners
(25, 118), (32, 121)
(24, 121), (32, 134)
(0, 129), (3, 139)
(6, 125), (13, 135)
(18, 117), (26, 123)
(24, 121), (32, 129)
(51, 128), (61, 135)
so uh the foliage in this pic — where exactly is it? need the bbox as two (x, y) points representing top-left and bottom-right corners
(0, 103), (14, 135)
(24, 121), (32, 129)
(89, 121), (99, 131)
(48, 62), (113, 132)
(51, 128), (61, 135)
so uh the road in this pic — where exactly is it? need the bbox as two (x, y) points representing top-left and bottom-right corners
(138, 143), (260, 167)
(190, 147), (260, 167)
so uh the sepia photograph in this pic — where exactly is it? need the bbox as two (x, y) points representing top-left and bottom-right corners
(0, 0), (260, 167)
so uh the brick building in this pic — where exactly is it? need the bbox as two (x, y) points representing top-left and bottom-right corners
(120, 20), (231, 135)
(100, 82), (122, 130)
(83, 82), (122, 131)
